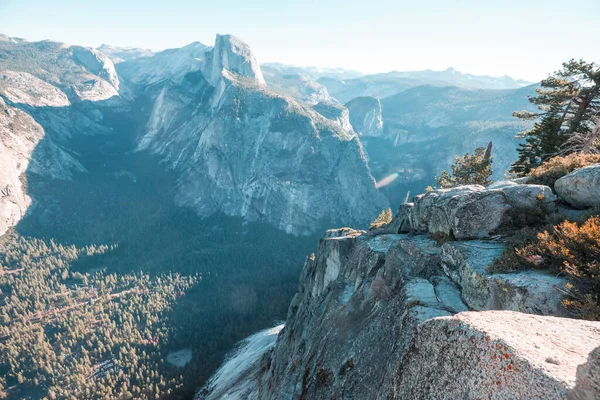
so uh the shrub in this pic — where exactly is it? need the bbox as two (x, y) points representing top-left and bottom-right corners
(492, 216), (600, 320)
(526, 153), (600, 189)
(436, 144), (493, 188)
(370, 208), (392, 230)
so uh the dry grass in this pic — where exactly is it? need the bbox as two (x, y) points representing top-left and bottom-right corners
(490, 215), (600, 320)
(527, 153), (600, 189)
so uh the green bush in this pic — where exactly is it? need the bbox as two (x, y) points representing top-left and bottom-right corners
(436, 145), (493, 188)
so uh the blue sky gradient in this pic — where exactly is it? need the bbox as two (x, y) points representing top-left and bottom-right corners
(1, 0), (599, 80)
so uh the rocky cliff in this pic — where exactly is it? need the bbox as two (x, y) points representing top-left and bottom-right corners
(135, 35), (387, 234)
(0, 36), (123, 235)
(199, 174), (600, 399)
(0, 34), (388, 237)
(345, 96), (384, 137)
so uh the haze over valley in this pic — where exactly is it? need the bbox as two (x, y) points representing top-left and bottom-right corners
(1, 1), (599, 398)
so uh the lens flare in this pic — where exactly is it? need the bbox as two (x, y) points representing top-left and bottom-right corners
(375, 173), (399, 189)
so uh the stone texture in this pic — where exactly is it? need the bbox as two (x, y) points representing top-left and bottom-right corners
(441, 241), (567, 315)
(393, 311), (600, 400)
(408, 183), (556, 239)
(555, 164), (600, 209)
(569, 346), (600, 400)
(200, 227), (582, 399)
(0, 71), (70, 107)
(411, 185), (511, 239)
(73, 46), (120, 91)
(0, 98), (85, 235)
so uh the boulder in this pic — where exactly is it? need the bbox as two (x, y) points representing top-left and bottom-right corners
(487, 181), (557, 210)
(407, 183), (556, 239)
(394, 311), (600, 400)
(555, 164), (600, 209)
(411, 185), (510, 239)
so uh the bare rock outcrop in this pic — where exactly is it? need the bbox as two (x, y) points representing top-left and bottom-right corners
(394, 311), (600, 399)
(405, 183), (556, 239)
(555, 164), (600, 209)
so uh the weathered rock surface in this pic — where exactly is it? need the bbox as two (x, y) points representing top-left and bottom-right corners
(408, 183), (556, 239)
(202, 34), (265, 87)
(72, 46), (120, 91)
(199, 224), (596, 399)
(196, 224), (574, 400)
(393, 311), (600, 399)
(345, 96), (384, 137)
(555, 164), (600, 209)
(0, 97), (84, 235)
(0, 35), (120, 103)
(441, 241), (566, 315)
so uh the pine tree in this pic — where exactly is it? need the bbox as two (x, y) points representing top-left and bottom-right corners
(511, 59), (600, 175)
(436, 143), (493, 188)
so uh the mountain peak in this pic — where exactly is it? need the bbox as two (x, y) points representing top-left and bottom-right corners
(202, 34), (265, 87)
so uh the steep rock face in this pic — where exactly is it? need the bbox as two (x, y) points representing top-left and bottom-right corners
(311, 102), (352, 132)
(407, 183), (556, 239)
(138, 36), (387, 234)
(555, 164), (600, 209)
(345, 96), (383, 137)
(0, 98), (84, 235)
(202, 34), (265, 87)
(251, 228), (573, 399)
(393, 311), (600, 399)
(0, 36), (120, 102)
(199, 180), (599, 399)
(72, 46), (120, 91)
(0, 37), (125, 235)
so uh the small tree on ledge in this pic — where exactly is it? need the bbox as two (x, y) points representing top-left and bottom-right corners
(436, 142), (493, 188)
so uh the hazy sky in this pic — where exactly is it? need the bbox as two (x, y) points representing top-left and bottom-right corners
(1, 0), (599, 81)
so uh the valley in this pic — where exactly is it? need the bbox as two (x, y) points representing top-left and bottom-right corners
(0, 28), (584, 400)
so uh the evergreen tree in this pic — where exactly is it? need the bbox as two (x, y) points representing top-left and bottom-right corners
(436, 143), (493, 188)
(511, 59), (600, 175)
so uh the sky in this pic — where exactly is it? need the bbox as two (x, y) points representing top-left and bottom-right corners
(1, 0), (599, 81)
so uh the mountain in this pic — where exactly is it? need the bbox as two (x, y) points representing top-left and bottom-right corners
(134, 34), (387, 235)
(0, 33), (385, 237)
(0, 33), (388, 398)
(347, 84), (536, 205)
(345, 96), (384, 137)
(115, 41), (209, 85)
(319, 67), (533, 103)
